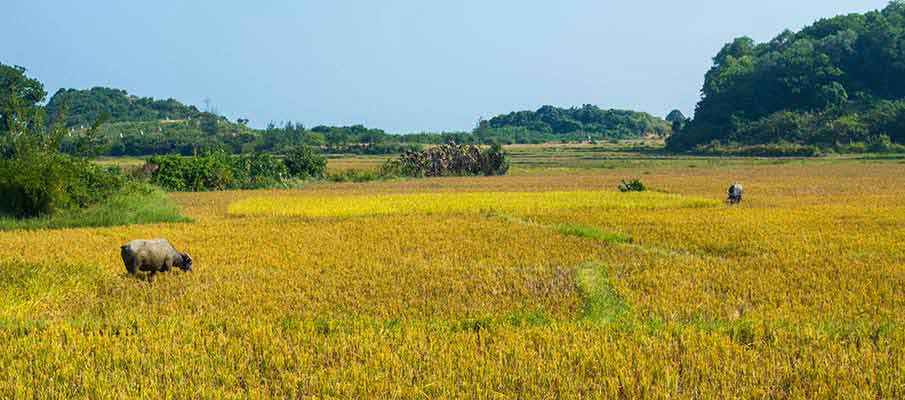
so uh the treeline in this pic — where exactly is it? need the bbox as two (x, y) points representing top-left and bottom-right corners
(47, 86), (673, 156)
(668, 1), (905, 154)
(478, 105), (671, 143)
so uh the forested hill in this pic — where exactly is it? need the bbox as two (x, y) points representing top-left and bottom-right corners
(46, 87), (203, 127)
(668, 1), (905, 153)
(479, 105), (671, 142)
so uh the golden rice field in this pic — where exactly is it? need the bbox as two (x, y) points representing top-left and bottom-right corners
(228, 191), (718, 218)
(0, 159), (904, 398)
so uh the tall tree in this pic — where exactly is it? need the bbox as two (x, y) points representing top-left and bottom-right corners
(0, 63), (47, 136)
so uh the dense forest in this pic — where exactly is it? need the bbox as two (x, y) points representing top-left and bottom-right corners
(668, 1), (905, 153)
(478, 105), (671, 142)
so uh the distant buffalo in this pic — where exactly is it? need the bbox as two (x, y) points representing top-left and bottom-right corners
(727, 183), (743, 204)
(121, 239), (192, 276)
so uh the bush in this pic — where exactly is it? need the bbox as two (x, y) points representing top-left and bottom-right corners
(0, 152), (124, 217)
(384, 142), (510, 178)
(618, 179), (646, 192)
(0, 182), (190, 230)
(233, 152), (288, 189)
(147, 152), (235, 192)
(326, 169), (384, 183)
(147, 151), (320, 191)
(481, 143), (510, 176)
(284, 146), (326, 178)
(867, 135), (895, 153)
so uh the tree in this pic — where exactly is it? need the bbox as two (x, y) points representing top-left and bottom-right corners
(669, 2), (905, 151)
(324, 129), (350, 147)
(0, 63), (47, 138)
(199, 113), (220, 136)
(665, 110), (686, 123)
(480, 105), (671, 141)
(283, 145), (326, 178)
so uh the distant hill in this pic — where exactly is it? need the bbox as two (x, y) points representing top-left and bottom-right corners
(479, 105), (671, 143)
(46, 87), (203, 127)
(668, 2), (905, 154)
(43, 87), (266, 155)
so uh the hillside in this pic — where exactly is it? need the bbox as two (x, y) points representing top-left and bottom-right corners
(42, 87), (263, 155)
(478, 105), (672, 143)
(668, 2), (905, 153)
(46, 87), (203, 127)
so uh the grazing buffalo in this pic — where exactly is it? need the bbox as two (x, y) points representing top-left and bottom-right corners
(727, 183), (744, 204)
(120, 239), (192, 276)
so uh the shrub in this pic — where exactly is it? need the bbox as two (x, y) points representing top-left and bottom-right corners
(0, 182), (190, 230)
(147, 152), (234, 192)
(233, 152), (288, 189)
(481, 143), (510, 176)
(148, 151), (310, 191)
(284, 146), (326, 178)
(618, 179), (647, 192)
(867, 135), (895, 153)
(384, 142), (510, 178)
(326, 169), (383, 183)
(0, 152), (123, 217)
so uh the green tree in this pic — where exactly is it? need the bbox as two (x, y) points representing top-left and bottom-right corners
(665, 110), (686, 123)
(284, 145), (326, 178)
(0, 63), (49, 154)
(669, 2), (905, 151)
(199, 113), (220, 136)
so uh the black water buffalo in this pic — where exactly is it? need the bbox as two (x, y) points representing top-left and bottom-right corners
(121, 239), (192, 275)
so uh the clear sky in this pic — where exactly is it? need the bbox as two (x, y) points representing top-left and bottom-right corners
(2, 1), (891, 133)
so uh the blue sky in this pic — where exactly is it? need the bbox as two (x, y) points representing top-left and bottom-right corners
(2, 1), (891, 133)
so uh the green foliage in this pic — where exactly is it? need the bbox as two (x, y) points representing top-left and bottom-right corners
(482, 105), (672, 142)
(555, 224), (632, 244)
(0, 151), (124, 218)
(383, 142), (510, 178)
(0, 65), (125, 218)
(0, 182), (190, 230)
(670, 2), (905, 152)
(0, 63), (47, 143)
(617, 179), (647, 192)
(481, 143), (510, 176)
(284, 146), (326, 179)
(199, 113), (220, 136)
(147, 150), (327, 191)
(232, 152), (288, 189)
(99, 120), (251, 156)
(693, 141), (824, 157)
(665, 110), (686, 123)
(147, 152), (236, 192)
(326, 169), (385, 183)
(45, 87), (202, 128)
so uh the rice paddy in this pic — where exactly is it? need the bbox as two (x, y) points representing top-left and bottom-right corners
(0, 155), (903, 398)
